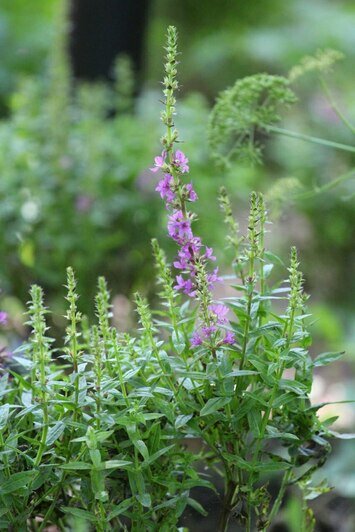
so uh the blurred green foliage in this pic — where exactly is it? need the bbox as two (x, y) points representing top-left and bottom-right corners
(0, 0), (60, 115)
(0, 30), (236, 323)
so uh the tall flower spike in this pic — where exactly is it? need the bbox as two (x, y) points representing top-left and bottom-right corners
(64, 267), (82, 368)
(248, 191), (261, 262)
(150, 27), (234, 348)
(288, 247), (305, 313)
(161, 26), (179, 155)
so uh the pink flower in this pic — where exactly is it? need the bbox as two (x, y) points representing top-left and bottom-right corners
(173, 258), (187, 270)
(191, 331), (203, 346)
(174, 150), (189, 173)
(207, 268), (221, 288)
(202, 325), (217, 337)
(155, 174), (175, 203)
(204, 247), (216, 262)
(174, 275), (196, 297)
(168, 210), (193, 243)
(186, 183), (198, 202)
(223, 331), (235, 345)
(190, 324), (219, 348)
(209, 304), (229, 324)
(150, 151), (167, 173)
(180, 237), (202, 258)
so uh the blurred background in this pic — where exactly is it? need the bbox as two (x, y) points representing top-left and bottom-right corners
(0, 1), (354, 529)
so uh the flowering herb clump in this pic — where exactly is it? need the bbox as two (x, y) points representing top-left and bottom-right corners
(151, 26), (234, 349)
(0, 25), (350, 532)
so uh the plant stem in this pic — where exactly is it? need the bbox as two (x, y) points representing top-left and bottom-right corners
(266, 469), (292, 528)
(245, 302), (296, 526)
(292, 167), (355, 200)
(34, 337), (49, 467)
(319, 76), (355, 135)
(264, 124), (355, 153)
(239, 287), (253, 372)
(218, 479), (236, 532)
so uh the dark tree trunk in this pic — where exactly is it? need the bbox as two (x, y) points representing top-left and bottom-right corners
(68, 0), (151, 82)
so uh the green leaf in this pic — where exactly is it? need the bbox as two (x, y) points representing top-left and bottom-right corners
(172, 330), (185, 354)
(61, 507), (97, 522)
(90, 449), (102, 468)
(247, 409), (261, 437)
(265, 251), (285, 267)
(60, 462), (92, 470)
(134, 439), (149, 461)
(95, 430), (114, 443)
(266, 426), (299, 441)
(90, 468), (107, 502)
(154, 496), (181, 511)
(279, 379), (307, 395)
(254, 460), (291, 472)
(136, 493), (151, 507)
(322, 416), (339, 427)
(143, 413), (165, 421)
(128, 470), (145, 496)
(263, 263), (274, 278)
(175, 414), (193, 429)
(102, 460), (132, 469)
(307, 400), (355, 412)
(107, 498), (134, 520)
(200, 397), (232, 416)
(12, 355), (33, 370)
(329, 430), (355, 440)
(228, 455), (253, 471)
(0, 471), (38, 494)
(46, 421), (66, 446)
(0, 404), (9, 430)
(187, 497), (208, 516)
(313, 351), (344, 367)
(123, 367), (141, 381)
(225, 370), (258, 377)
(145, 445), (175, 466)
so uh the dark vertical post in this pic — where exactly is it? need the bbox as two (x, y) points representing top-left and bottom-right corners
(68, 0), (151, 82)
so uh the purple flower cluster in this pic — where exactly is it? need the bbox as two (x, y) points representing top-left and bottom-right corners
(151, 148), (235, 347)
(152, 151), (198, 209)
(151, 150), (190, 175)
(191, 304), (235, 347)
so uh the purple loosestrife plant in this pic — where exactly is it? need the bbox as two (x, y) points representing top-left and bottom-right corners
(0, 25), (351, 532)
(151, 26), (234, 349)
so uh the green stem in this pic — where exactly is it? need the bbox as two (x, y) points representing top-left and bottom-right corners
(148, 329), (177, 395)
(292, 167), (355, 200)
(258, 209), (266, 329)
(217, 479), (236, 532)
(264, 124), (355, 153)
(245, 306), (296, 525)
(34, 338), (49, 467)
(240, 293), (252, 371)
(267, 469), (292, 528)
(319, 76), (355, 135)
(112, 335), (129, 407)
(69, 306), (81, 444)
